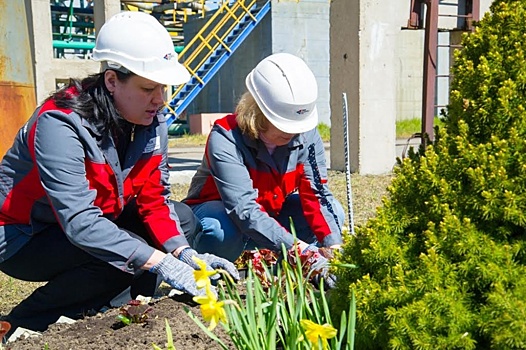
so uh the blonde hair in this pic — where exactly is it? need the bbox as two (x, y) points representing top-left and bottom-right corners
(235, 92), (268, 139)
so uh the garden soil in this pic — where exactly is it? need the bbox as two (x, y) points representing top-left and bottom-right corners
(5, 293), (235, 350)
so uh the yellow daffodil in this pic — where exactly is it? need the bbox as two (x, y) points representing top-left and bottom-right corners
(192, 256), (217, 289)
(193, 285), (227, 330)
(300, 319), (337, 350)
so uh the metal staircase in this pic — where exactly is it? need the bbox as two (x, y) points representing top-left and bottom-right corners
(163, 0), (271, 126)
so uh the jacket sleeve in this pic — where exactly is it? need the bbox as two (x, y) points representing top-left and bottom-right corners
(33, 110), (154, 274)
(133, 121), (189, 253)
(298, 129), (343, 247)
(206, 130), (296, 251)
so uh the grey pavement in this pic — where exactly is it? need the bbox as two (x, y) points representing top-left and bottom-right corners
(167, 146), (204, 184)
(167, 139), (421, 185)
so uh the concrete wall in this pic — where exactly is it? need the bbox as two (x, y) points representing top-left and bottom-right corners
(182, 7), (272, 117)
(183, 0), (331, 125)
(24, 0), (495, 123)
(330, 0), (399, 175)
(271, 0), (330, 126)
(396, 30), (425, 121)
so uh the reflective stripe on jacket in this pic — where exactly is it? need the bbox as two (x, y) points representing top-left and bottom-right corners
(184, 114), (342, 250)
(0, 98), (188, 272)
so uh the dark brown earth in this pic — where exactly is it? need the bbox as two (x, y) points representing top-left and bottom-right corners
(5, 293), (235, 350)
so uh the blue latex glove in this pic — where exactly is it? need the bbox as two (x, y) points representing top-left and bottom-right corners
(150, 254), (209, 296)
(302, 245), (337, 289)
(179, 248), (240, 282)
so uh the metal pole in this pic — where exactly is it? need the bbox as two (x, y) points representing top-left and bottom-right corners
(342, 93), (355, 235)
(466, 0), (481, 31)
(422, 0), (438, 143)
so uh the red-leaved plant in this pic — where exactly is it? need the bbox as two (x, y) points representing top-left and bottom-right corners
(234, 245), (335, 288)
(117, 299), (153, 325)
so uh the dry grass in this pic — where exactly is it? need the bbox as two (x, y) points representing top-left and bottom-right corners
(0, 170), (393, 316)
(168, 134), (208, 148)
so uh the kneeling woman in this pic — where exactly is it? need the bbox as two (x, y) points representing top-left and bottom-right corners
(0, 11), (237, 337)
(184, 53), (344, 285)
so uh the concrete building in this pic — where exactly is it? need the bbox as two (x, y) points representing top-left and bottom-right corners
(184, 0), (331, 126)
(10, 0), (494, 174)
(329, 0), (492, 174)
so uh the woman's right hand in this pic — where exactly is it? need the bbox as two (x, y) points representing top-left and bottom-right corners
(295, 244), (337, 289)
(149, 254), (209, 296)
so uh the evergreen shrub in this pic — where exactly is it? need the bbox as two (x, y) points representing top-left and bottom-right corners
(331, 1), (526, 348)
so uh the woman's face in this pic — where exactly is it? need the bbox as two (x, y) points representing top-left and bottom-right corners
(259, 121), (297, 146)
(105, 71), (167, 126)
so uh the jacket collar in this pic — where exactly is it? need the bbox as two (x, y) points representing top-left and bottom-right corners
(82, 117), (157, 173)
(241, 130), (305, 171)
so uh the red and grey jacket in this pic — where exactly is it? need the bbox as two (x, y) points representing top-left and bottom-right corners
(0, 97), (188, 273)
(184, 114), (342, 250)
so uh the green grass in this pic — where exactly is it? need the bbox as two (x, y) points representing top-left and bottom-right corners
(318, 122), (331, 142)
(396, 117), (445, 139)
(168, 118), (442, 145)
(168, 132), (208, 148)
(169, 123), (333, 146)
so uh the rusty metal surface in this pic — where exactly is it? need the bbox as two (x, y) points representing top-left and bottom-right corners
(0, 0), (36, 158)
(0, 82), (35, 155)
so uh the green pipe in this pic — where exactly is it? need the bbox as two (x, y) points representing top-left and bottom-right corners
(53, 40), (185, 53)
(53, 40), (94, 50)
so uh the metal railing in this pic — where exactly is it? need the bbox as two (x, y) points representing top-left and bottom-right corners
(164, 0), (264, 118)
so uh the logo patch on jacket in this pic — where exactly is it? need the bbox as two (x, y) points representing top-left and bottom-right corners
(144, 136), (161, 153)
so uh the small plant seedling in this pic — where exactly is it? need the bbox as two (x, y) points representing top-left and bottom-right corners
(152, 319), (176, 350)
(117, 299), (154, 325)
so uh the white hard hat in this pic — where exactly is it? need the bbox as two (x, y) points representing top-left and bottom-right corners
(245, 53), (318, 134)
(92, 11), (190, 86)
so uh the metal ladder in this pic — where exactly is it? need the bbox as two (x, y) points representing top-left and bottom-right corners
(407, 0), (480, 142)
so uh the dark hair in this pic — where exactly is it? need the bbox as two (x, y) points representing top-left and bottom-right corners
(50, 70), (133, 136)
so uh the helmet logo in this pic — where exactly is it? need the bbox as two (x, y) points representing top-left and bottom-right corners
(296, 108), (309, 115)
(163, 53), (175, 60)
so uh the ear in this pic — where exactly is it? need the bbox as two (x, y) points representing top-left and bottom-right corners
(104, 70), (117, 94)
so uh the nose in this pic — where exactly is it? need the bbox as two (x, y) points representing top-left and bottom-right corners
(152, 85), (166, 105)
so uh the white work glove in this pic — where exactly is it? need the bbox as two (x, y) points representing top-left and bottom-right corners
(178, 248), (240, 282)
(150, 254), (210, 296)
(302, 245), (337, 289)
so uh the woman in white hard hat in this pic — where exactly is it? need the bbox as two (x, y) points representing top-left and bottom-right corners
(0, 11), (237, 337)
(184, 53), (344, 288)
